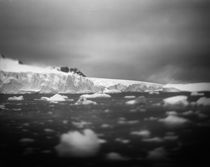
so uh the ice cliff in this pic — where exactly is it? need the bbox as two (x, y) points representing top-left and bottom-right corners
(0, 56), (102, 94)
(0, 56), (209, 94)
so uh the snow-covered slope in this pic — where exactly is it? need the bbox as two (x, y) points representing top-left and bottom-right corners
(163, 83), (210, 92)
(89, 77), (163, 93)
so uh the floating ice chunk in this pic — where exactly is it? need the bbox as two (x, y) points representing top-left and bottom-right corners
(196, 97), (210, 106)
(44, 128), (55, 133)
(55, 129), (100, 157)
(80, 93), (111, 99)
(125, 96), (146, 105)
(144, 116), (158, 121)
(166, 111), (178, 116)
(182, 110), (194, 116)
(191, 92), (205, 96)
(118, 119), (139, 125)
(115, 138), (130, 144)
(0, 104), (6, 109)
(159, 115), (188, 127)
(106, 152), (128, 161)
(98, 139), (107, 144)
(101, 124), (111, 128)
(142, 137), (163, 142)
(72, 121), (91, 128)
(163, 95), (188, 108)
(163, 134), (178, 141)
(124, 95), (136, 99)
(130, 130), (151, 138)
(41, 94), (68, 102)
(147, 147), (167, 160)
(75, 97), (97, 105)
(8, 96), (24, 101)
(19, 138), (35, 143)
(62, 120), (68, 124)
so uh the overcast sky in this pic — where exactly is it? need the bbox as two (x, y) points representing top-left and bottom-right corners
(0, 0), (209, 83)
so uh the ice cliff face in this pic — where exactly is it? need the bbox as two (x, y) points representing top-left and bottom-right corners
(1, 56), (209, 94)
(0, 71), (103, 94)
(0, 57), (102, 94)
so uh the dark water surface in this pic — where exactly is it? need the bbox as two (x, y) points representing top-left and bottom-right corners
(0, 92), (210, 167)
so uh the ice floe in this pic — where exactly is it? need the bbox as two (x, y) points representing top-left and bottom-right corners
(163, 134), (178, 141)
(142, 137), (163, 142)
(124, 95), (136, 99)
(8, 95), (24, 101)
(0, 104), (6, 109)
(44, 128), (55, 133)
(147, 147), (167, 160)
(106, 152), (128, 161)
(80, 93), (111, 99)
(41, 94), (68, 102)
(19, 138), (35, 143)
(159, 115), (188, 127)
(130, 130), (151, 138)
(118, 119), (139, 125)
(75, 97), (97, 105)
(125, 96), (146, 105)
(166, 111), (178, 116)
(196, 97), (210, 106)
(55, 129), (100, 157)
(115, 138), (130, 144)
(191, 92), (205, 96)
(101, 124), (111, 128)
(182, 110), (194, 116)
(72, 121), (91, 128)
(163, 95), (189, 108)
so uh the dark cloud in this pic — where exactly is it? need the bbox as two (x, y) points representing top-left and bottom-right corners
(0, 0), (209, 83)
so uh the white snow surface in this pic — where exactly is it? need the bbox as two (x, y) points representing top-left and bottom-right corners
(55, 129), (100, 157)
(163, 83), (210, 92)
(8, 95), (24, 101)
(1, 57), (210, 94)
(41, 94), (68, 102)
(0, 57), (61, 74)
(89, 77), (161, 87)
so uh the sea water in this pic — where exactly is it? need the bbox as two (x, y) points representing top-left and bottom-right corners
(0, 92), (210, 167)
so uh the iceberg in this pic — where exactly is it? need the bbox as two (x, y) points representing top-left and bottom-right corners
(80, 93), (111, 99)
(125, 96), (146, 105)
(1, 56), (210, 94)
(0, 57), (102, 94)
(196, 97), (210, 106)
(41, 94), (68, 102)
(8, 95), (24, 101)
(159, 115), (188, 127)
(75, 97), (97, 105)
(55, 129), (100, 157)
(163, 95), (189, 108)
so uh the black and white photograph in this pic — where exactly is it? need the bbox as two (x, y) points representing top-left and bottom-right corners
(0, 0), (210, 166)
